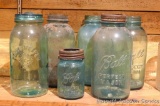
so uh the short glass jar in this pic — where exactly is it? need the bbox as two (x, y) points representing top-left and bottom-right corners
(57, 49), (84, 99)
(44, 14), (75, 87)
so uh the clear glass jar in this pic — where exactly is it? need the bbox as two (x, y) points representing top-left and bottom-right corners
(44, 14), (75, 87)
(78, 15), (101, 85)
(126, 16), (147, 90)
(57, 49), (84, 99)
(91, 14), (132, 100)
(10, 13), (48, 97)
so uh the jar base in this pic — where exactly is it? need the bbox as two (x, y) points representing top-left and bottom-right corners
(11, 87), (47, 98)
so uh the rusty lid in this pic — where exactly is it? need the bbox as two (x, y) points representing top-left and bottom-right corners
(59, 48), (84, 60)
(101, 14), (126, 22)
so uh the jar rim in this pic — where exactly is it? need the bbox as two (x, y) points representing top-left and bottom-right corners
(59, 48), (84, 60)
(101, 14), (126, 23)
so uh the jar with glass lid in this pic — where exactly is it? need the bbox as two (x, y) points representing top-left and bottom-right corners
(126, 16), (147, 90)
(91, 14), (132, 100)
(10, 12), (48, 97)
(44, 14), (75, 87)
(78, 15), (101, 85)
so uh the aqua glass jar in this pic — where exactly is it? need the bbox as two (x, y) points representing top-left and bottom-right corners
(57, 49), (84, 99)
(78, 15), (101, 85)
(44, 14), (75, 87)
(10, 13), (48, 97)
(126, 16), (147, 90)
(91, 14), (132, 100)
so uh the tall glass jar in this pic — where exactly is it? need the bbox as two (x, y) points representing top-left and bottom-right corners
(44, 14), (75, 87)
(78, 15), (101, 85)
(10, 13), (48, 97)
(57, 49), (84, 99)
(126, 16), (147, 90)
(91, 14), (132, 100)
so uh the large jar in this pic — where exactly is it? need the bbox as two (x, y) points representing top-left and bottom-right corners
(44, 14), (75, 87)
(57, 49), (84, 99)
(78, 15), (101, 85)
(10, 13), (48, 97)
(91, 14), (132, 100)
(126, 16), (147, 90)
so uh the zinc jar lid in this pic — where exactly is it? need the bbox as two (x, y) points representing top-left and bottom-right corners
(85, 15), (101, 22)
(47, 14), (68, 22)
(101, 14), (126, 23)
(15, 12), (43, 22)
(126, 16), (141, 23)
(59, 49), (84, 60)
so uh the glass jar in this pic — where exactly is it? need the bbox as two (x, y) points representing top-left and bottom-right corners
(91, 14), (132, 100)
(57, 49), (84, 99)
(126, 16), (147, 90)
(10, 13), (48, 97)
(78, 15), (101, 85)
(44, 14), (75, 87)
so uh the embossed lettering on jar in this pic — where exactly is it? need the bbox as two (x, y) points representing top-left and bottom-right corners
(10, 13), (48, 98)
(91, 14), (132, 100)
(57, 49), (85, 99)
(44, 14), (75, 87)
(126, 16), (147, 90)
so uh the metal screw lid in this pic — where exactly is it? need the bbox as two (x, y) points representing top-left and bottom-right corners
(59, 48), (84, 60)
(15, 12), (43, 22)
(47, 14), (68, 22)
(101, 14), (126, 23)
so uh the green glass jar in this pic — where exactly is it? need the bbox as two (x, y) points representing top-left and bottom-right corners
(10, 13), (48, 97)
(78, 15), (101, 86)
(57, 49), (84, 99)
(44, 14), (75, 87)
(126, 16), (147, 90)
(91, 14), (132, 100)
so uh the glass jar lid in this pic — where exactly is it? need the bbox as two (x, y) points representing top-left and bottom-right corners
(59, 49), (84, 60)
(47, 14), (68, 22)
(101, 14), (126, 23)
(15, 12), (43, 22)
(126, 16), (141, 23)
(85, 15), (101, 22)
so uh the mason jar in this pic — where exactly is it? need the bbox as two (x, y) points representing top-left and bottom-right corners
(57, 49), (84, 99)
(44, 14), (75, 87)
(10, 12), (48, 97)
(78, 15), (101, 85)
(91, 14), (132, 100)
(126, 16), (147, 90)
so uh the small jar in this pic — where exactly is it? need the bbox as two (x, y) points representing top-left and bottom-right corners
(44, 14), (75, 87)
(57, 49), (84, 99)
(78, 15), (101, 85)
(10, 12), (48, 97)
(91, 14), (132, 100)
(126, 16), (147, 90)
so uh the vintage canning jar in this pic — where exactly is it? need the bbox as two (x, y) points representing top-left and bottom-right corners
(44, 14), (75, 87)
(126, 16), (147, 90)
(78, 15), (101, 85)
(10, 13), (48, 97)
(91, 14), (132, 100)
(57, 49), (84, 99)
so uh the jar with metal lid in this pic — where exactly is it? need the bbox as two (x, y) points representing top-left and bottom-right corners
(78, 15), (101, 86)
(126, 16), (147, 90)
(10, 12), (48, 97)
(91, 14), (132, 100)
(44, 14), (75, 87)
(57, 49), (84, 99)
